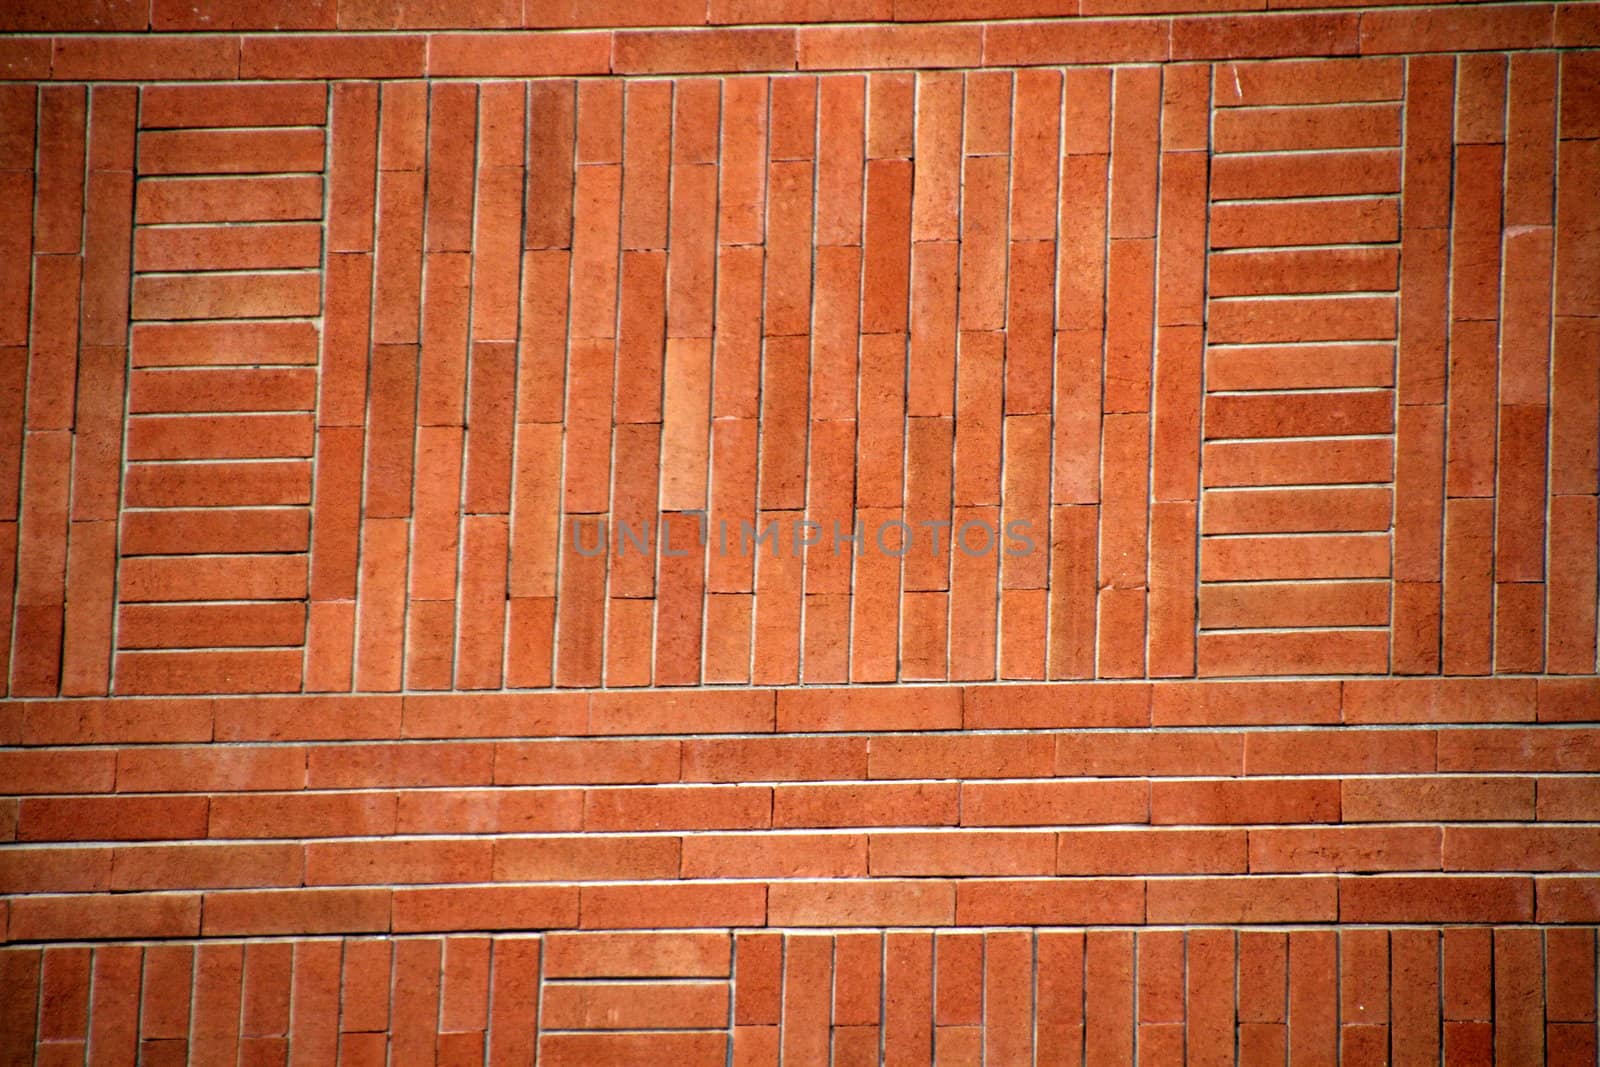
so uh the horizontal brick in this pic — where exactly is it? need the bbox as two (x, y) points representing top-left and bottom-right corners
(612, 29), (797, 73)
(116, 745), (306, 792)
(395, 789), (583, 834)
(1536, 877), (1600, 923)
(767, 879), (953, 926)
(1212, 200), (1399, 250)
(1146, 875), (1337, 923)
(132, 273), (321, 320)
(1210, 150), (1400, 199)
(8, 893), (201, 941)
(1359, 4), (1554, 53)
(19, 796), (209, 842)
(238, 34), (426, 78)
(392, 885), (579, 932)
(0, 748), (115, 793)
(1152, 779), (1340, 825)
(19, 699), (214, 745)
(1245, 728), (1433, 775)
(1206, 391), (1394, 440)
(590, 690), (774, 734)
(1222, 104), (1400, 155)
(1213, 57), (1404, 107)
(427, 32), (610, 75)
(127, 414), (316, 461)
(206, 791), (394, 840)
(120, 509), (309, 555)
(1206, 344), (1395, 393)
(1342, 679), (1538, 724)
(1342, 777), (1534, 822)
(308, 743), (493, 789)
(124, 461), (312, 508)
(542, 931), (730, 977)
(583, 785), (771, 831)
(1057, 829), (1247, 875)
(870, 831), (1055, 876)
(119, 555), (307, 601)
(1339, 876), (1533, 923)
(1249, 826), (1441, 874)
(134, 225), (324, 272)
(777, 686), (961, 731)
(119, 602), (305, 651)
(1171, 12), (1357, 60)
(1199, 630), (1391, 675)
(1540, 679), (1600, 722)
(136, 176), (324, 224)
(1537, 777), (1600, 822)
(1444, 827), (1600, 873)
(401, 693), (587, 739)
(679, 832), (865, 878)
(1438, 728), (1600, 773)
(138, 82), (328, 128)
(1202, 488), (1391, 534)
(115, 650), (304, 695)
(579, 882), (767, 928)
(131, 321), (321, 367)
(773, 782), (959, 828)
(201, 888), (391, 935)
(1203, 438), (1393, 487)
(494, 740), (680, 785)
(539, 1032), (726, 1067)
(110, 842), (302, 890)
(681, 736), (866, 782)
(541, 980), (729, 1030)
(961, 780), (1150, 827)
(868, 734), (1053, 779)
(981, 19), (1171, 66)
(1200, 534), (1390, 581)
(954, 878), (1145, 925)
(963, 682), (1148, 729)
(1151, 681), (1342, 726)
(1209, 248), (1397, 297)
(0, 846), (113, 893)
(51, 36), (240, 81)
(798, 24), (980, 69)
(1207, 296), (1396, 344)
(129, 368), (317, 413)
(1057, 731), (1243, 776)
(137, 128), (326, 176)
(304, 838), (491, 885)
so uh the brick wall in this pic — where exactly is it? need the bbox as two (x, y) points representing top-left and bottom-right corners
(1, 2), (1597, 1063)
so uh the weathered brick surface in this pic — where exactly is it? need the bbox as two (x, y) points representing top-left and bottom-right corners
(0, 0), (1597, 1059)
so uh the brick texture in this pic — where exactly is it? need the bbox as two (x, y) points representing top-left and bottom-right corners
(0, 1), (1597, 1061)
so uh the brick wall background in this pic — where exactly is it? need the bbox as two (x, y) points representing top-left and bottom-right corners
(1, 2), (1598, 1063)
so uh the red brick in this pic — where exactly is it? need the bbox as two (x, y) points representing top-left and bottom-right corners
(239, 34), (425, 78)
(1343, 776), (1534, 822)
(614, 29), (796, 73)
(9, 893), (201, 941)
(543, 931), (729, 977)
(1250, 826), (1441, 873)
(1152, 779), (1340, 825)
(202, 889), (391, 935)
(1341, 876), (1533, 923)
(769, 880), (952, 926)
(580, 882), (766, 928)
(1147, 876), (1337, 923)
(956, 879), (1144, 925)
(774, 782), (958, 828)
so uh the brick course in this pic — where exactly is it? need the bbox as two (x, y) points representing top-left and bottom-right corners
(1, 0), (1597, 1060)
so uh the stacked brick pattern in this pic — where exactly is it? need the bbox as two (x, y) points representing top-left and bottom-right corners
(121, 85), (328, 693)
(1, 1), (1598, 1062)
